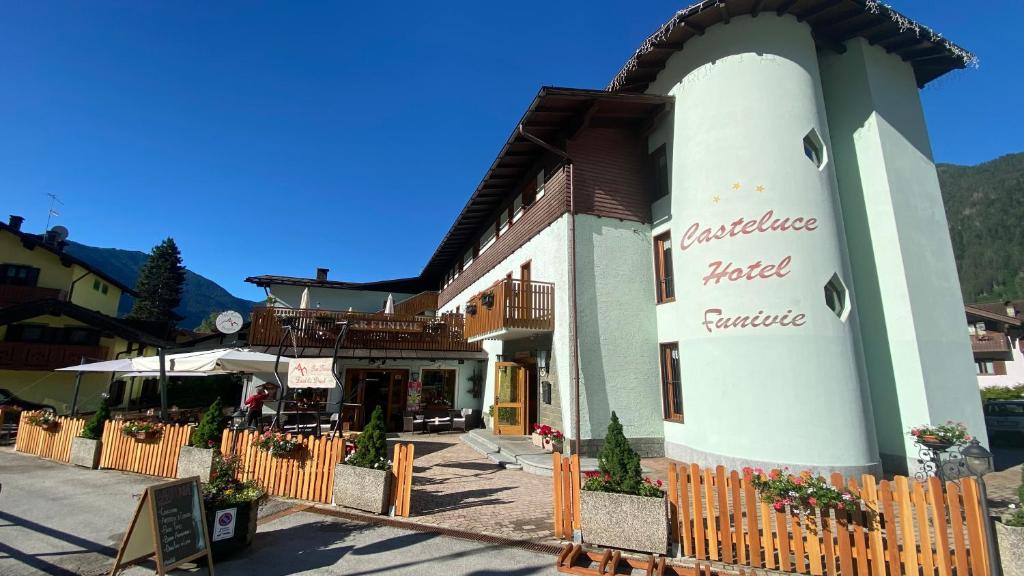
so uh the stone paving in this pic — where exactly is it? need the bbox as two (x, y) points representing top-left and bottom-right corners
(391, 433), (556, 543)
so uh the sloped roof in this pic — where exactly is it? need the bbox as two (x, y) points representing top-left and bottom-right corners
(609, 0), (975, 93)
(244, 274), (428, 294)
(0, 299), (172, 346)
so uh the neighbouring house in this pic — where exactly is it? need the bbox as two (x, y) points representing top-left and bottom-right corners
(247, 0), (985, 475)
(966, 302), (1024, 389)
(0, 216), (170, 413)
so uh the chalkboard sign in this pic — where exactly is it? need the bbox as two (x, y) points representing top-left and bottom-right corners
(109, 477), (214, 575)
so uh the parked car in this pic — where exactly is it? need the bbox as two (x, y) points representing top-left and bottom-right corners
(0, 388), (56, 413)
(984, 399), (1024, 443)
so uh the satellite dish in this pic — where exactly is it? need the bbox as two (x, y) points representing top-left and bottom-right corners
(215, 310), (243, 334)
(50, 225), (69, 242)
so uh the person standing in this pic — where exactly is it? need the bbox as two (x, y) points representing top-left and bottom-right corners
(244, 384), (274, 429)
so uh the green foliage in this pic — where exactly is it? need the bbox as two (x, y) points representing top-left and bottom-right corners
(204, 453), (266, 507)
(191, 397), (225, 449)
(80, 396), (111, 440)
(126, 237), (186, 328)
(347, 405), (389, 470)
(981, 384), (1024, 402)
(939, 153), (1024, 302)
(196, 311), (221, 333)
(596, 411), (643, 495)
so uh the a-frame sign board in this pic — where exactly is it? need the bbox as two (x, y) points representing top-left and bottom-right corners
(109, 477), (215, 576)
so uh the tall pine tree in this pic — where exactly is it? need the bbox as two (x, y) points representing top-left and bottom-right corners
(127, 238), (186, 329)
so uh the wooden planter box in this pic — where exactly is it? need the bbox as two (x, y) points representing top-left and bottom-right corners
(127, 429), (160, 442)
(997, 521), (1024, 576)
(38, 422), (59, 433)
(177, 445), (216, 482)
(207, 499), (260, 560)
(333, 464), (391, 514)
(69, 437), (101, 469)
(580, 490), (668, 554)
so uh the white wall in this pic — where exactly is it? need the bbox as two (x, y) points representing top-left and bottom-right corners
(266, 284), (414, 313)
(978, 338), (1024, 389)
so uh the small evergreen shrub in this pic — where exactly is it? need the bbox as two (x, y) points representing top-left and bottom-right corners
(80, 397), (111, 440)
(346, 405), (390, 470)
(582, 412), (662, 497)
(191, 397), (226, 449)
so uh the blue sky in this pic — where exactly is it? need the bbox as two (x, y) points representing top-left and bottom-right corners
(2, 2), (1021, 302)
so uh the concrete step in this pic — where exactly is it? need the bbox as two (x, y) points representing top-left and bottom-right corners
(460, 430), (523, 469)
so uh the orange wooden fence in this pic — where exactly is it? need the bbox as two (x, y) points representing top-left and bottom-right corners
(390, 443), (415, 517)
(13, 411), (85, 463)
(220, 430), (417, 514)
(98, 420), (191, 477)
(553, 455), (991, 576)
(220, 429), (347, 504)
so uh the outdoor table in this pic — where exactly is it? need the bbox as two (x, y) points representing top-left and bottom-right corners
(426, 417), (453, 434)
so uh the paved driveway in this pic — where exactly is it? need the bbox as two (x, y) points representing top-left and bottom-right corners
(0, 448), (558, 576)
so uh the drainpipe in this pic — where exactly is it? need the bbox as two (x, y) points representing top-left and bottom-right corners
(66, 270), (92, 303)
(517, 125), (581, 457)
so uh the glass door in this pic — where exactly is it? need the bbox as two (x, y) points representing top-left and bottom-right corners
(494, 362), (526, 435)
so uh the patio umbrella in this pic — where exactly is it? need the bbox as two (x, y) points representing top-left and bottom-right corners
(299, 287), (311, 310)
(384, 293), (395, 314)
(55, 358), (137, 372)
(133, 348), (292, 373)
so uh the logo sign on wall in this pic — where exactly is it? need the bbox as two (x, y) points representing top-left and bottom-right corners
(212, 508), (237, 542)
(288, 358), (336, 389)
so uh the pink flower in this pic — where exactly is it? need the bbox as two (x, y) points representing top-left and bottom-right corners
(793, 477), (804, 486)
(808, 497), (817, 507)
(910, 429), (919, 437)
(655, 480), (663, 488)
(753, 467), (764, 477)
(773, 501), (785, 511)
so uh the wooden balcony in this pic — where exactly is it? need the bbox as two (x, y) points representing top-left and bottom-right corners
(0, 285), (64, 308)
(970, 332), (1014, 359)
(0, 342), (109, 371)
(464, 279), (554, 342)
(391, 291), (439, 316)
(248, 307), (482, 352)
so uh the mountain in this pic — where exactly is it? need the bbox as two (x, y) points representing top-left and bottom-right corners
(938, 152), (1024, 304)
(63, 241), (257, 330)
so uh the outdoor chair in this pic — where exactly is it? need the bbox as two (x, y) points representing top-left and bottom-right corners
(426, 416), (452, 433)
(412, 414), (425, 432)
(451, 408), (473, 432)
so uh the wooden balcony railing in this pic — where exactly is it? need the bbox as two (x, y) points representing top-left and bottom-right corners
(391, 291), (439, 316)
(970, 332), (1012, 354)
(0, 342), (109, 371)
(464, 279), (554, 340)
(248, 307), (481, 352)
(0, 285), (64, 308)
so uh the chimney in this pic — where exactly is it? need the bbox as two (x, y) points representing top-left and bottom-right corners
(1005, 300), (1017, 318)
(316, 268), (329, 281)
(8, 215), (24, 231)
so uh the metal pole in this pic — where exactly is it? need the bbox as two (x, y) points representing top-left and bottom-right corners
(976, 474), (1003, 576)
(158, 348), (169, 422)
(70, 356), (85, 417)
(271, 326), (292, 431)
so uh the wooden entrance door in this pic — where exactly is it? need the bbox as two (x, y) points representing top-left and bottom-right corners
(494, 362), (527, 435)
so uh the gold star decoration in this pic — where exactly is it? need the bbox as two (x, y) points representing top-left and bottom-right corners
(712, 195), (721, 204)
(755, 185), (765, 193)
(731, 182), (741, 190)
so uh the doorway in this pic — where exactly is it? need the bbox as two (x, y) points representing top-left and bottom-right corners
(494, 362), (527, 435)
(344, 369), (409, 432)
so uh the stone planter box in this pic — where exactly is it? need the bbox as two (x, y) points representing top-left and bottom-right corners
(997, 521), (1024, 576)
(206, 499), (260, 560)
(483, 414), (492, 430)
(177, 445), (216, 482)
(333, 464), (391, 515)
(69, 437), (101, 469)
(580, 490), (668, 554)
(532, 433), (544, 447)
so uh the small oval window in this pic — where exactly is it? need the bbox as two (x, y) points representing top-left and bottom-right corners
(824, 273), (848, 320)
(803, 129), (826, 170)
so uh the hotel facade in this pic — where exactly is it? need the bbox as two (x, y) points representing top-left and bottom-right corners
(248, 0), (984, 476)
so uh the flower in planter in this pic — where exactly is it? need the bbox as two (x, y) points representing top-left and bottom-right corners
(747, 467), (861, 514)
(581, 412), (664, 498)
(27, 412), (58, 429)
(204, 454), (266, 508)
(908, 421), (971, 446)
(121, 420), (162, 438)
(251, 431), (301, 456)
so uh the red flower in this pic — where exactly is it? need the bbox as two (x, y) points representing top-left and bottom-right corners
(655, 480), (663, 488)
(808, 497), (817, 507)
(773, 501), (785, 511)
(910, 429), (919, 436)
(792, 477), (803, 486)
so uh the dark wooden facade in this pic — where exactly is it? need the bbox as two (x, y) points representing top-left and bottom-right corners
(568, 127), (653, 224)
(0, 341), (109, 371)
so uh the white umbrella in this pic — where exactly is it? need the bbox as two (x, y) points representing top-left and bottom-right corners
(384, 293), (395, 314)
(133, 348), (291, 373)
(299, 287), (311, 310)
(55, 358), (137, 372)
(122, 371), (230, 378)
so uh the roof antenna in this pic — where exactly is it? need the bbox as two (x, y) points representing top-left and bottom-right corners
(44, 193), (63, 231)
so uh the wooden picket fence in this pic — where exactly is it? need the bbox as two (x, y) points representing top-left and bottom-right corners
(98, 420), (191, 477)
(220, 430), (415, 515)
(13, 411), (85, 463)
(553, 454), (991, 576)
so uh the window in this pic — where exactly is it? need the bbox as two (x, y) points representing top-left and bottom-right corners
(512, 194), (524, 223)
(650, 145), (669, 201)
(0, 264), (40, 287)
(660, 343), (682, 421)
(421, 369), (456, 408)
(654, 232), (675, 303)
(823, 273), (849, 320)
(976, 361), (1005, 376)
(101, 283), (109, 295)
(92, 278), (101, 291)
(4, 323), (49, 343)
(802, 129), (825, 169)
(535, 168), (546, 201)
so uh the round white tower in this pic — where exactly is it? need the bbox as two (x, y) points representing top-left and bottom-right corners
(649, 14), (878, 475)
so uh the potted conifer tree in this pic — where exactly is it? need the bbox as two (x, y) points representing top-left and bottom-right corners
(177, 397), (225, 482)
(578, 412), (667, 554)
(333, 405), (392, 514)
(70, 397), (110, 469)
